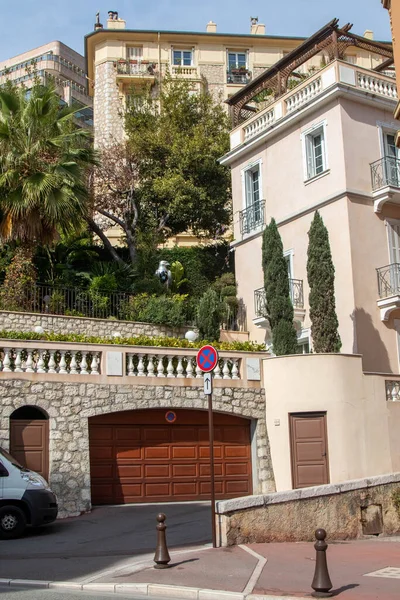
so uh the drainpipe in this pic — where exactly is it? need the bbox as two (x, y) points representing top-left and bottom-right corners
(158, 32), (162, 97)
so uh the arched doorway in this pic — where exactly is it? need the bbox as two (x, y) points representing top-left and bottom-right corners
(10, 406), (49, 480)
(89, 409), (253, 505)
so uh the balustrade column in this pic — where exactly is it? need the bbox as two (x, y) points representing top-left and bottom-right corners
(14, 350), (23, 373)
(48, 351), (57, 374)
(157, 356), (165, 377)
(186, 357), (194, 378)
(3, 350), (11, 372)
(25, 351), (35, 373)
(147, 356), (155, 377)
(37, 350), (47, 374)
(127, 354), (135, 376)
(80, 352), (89, 375)
(176, 357), (184, 378)
(70, 352), (78, 375)
(167, 357), (175, 378)
(59, 351), (68, 374)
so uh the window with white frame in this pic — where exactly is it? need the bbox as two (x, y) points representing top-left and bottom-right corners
(303, 122), (328, 181)
(227, 51), (247, 71)
(297, 329), (311, 354)
(240, 162), (264, 235)
(127, 46), (143, 60)
(245, 164), (260, 207)
(172, 49), (193, 66)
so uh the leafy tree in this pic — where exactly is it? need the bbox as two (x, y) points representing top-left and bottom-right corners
(0, 81), (97, 300)
(307, 211), (341, 353)
(91, 76), (231, 267)
(196, 288), (221, 341)
(262, 218), (298, 355)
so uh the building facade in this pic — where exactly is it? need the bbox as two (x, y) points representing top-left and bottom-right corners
(220, 20), (400, 373)
(382, 0), (400, 134)
(85, 12), (386, 147)
(0, 41), (93, 128)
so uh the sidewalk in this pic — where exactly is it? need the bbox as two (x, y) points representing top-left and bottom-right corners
(2, 538), (400, 599)
(88, 537), (400, 599)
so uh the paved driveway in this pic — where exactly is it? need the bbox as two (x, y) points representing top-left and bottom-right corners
(0, 502), (211, 582)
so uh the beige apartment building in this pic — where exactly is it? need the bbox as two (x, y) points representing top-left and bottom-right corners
(0, 41), (93, 128)
(220, 19), (400, 373)
(85, 12), (388, 147)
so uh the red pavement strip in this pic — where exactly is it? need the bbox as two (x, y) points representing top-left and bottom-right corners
(252, 540), (400, 599)
(95, 539), (400, 599)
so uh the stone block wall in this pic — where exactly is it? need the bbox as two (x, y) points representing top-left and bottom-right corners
(0, 379), (273, 518)
(0, 311), (190, 339)
(199, 65), (225, 101)
(94, 61), (125, 146)
(216, 474), (400, 545)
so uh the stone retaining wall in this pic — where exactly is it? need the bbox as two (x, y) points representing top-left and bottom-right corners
(216, 474), (400, 545)
(0, 311), (190, 339)
(0, 379), (273, 518)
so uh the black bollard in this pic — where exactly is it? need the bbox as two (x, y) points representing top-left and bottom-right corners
(311, 528), (333, 598)
(154, 513), (171, 569)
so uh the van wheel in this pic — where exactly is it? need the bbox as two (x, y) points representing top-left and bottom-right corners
(0, 506), (27, 539)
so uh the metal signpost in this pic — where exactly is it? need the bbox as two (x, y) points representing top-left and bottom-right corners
(196, 345), (219, 548)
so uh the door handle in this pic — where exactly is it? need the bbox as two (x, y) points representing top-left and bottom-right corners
(322, 452), (326, 457)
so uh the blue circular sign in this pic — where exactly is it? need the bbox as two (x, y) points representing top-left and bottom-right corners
(165, 411), (177, 423)
(196, 345), (219, 373)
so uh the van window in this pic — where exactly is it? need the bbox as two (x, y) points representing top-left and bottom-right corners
(0, 448), (27, 471)
(0, 461), (9, 477)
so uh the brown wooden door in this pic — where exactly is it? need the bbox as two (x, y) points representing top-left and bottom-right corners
(289, 413), (329, 489)
(89, 409), (252, 505)
(10, 420), (49, 480)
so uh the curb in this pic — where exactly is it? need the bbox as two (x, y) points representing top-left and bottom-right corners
(0, 578), (309, 599)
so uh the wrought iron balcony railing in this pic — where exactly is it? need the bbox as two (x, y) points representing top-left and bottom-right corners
(254, 280), (304, 318)
(239, 200), (265, 235)
(227, 69), (252, 84)
(377, 263), (400, 299)
(371, 156), (400, 191)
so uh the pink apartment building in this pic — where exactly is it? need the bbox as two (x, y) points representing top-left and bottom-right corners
(221, 19), (400, 375)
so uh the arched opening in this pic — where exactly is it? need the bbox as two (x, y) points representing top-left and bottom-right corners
(89, 408), (253, 505)
(10, 406), (49, 480)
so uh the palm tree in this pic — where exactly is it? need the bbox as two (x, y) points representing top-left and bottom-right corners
(0, 81), (97, 308)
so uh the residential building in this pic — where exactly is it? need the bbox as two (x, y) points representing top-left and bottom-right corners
(85, 12), (389, 148)
(220, 19), (400, 374)
(0, 41), (93, 128)
(85, 12), (390, 247)
(382, 0), (400, 139)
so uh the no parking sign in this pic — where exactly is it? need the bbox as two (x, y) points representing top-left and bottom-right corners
(196, 345), (219, 373)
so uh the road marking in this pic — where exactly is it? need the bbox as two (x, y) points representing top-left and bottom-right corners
(364, 566), (400, 579)
(239, 545), (268, 596)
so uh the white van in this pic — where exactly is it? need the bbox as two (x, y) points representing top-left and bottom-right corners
(0, 448), (58, 539)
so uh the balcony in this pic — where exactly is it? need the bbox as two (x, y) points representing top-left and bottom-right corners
(171, 65), (200, 80)
(371, 156), (400, 213)
(253, 281), (305, 327)
(227, 59), (398, 152)
(227, 69), (252, 85)
(376, 263), (400, 320)
(239, 200), (265, 236)
(115, 60), (158, 80)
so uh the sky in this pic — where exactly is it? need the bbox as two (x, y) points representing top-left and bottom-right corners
(0, 0), (392, 62)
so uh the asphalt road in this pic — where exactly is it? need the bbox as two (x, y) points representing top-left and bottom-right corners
(0, 502), (211, 582)
(0, 587), (175, 600)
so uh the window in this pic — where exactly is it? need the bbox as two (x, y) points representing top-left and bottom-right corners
(245, 165), (260, 207)
(240, 161), (264, 235)
(228, 52), (247, 71)
(297, 329), (311, 354)
(173, 49), (192, 66)
(127, 46), (143, 60)
(303, 122), (328, 181)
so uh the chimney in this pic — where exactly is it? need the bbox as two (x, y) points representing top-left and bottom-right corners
(250, 17), (266, 35)
(94, 12), (103, 30)
(107, 10), (126, 29)
(364, 29), (374, 39)
(206, 21), (217, 33)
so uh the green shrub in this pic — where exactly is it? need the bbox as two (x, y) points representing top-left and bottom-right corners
(0, 329), (266, 352)
(119, 293), (193, 327)
(48, 290), (66, 315)
(197, 289), (221, 341)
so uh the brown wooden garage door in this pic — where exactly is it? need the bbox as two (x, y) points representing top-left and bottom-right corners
(89, 409), (252, 504)
(10, 419), (49, 480)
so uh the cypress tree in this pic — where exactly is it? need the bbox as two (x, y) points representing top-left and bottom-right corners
(307, 211), (341, 353)
(262, 219), (298, 356)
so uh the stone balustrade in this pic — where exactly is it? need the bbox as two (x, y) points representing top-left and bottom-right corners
(285, 77), (322, 113)
(357, 72), (398, 99)
(0, 340), (265, 386)
(229, 59), (398, 149)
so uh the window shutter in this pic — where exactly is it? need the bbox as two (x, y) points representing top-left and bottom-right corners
(245, 171), (253, 207)
(306, 135), (314, 179)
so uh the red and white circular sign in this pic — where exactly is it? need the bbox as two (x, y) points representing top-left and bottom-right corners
(196, 345), (219, 373)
